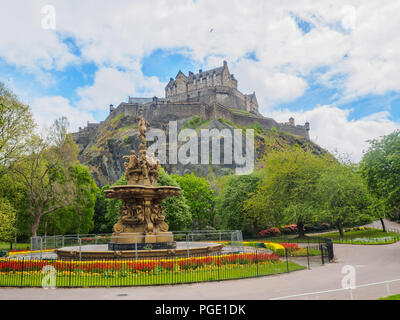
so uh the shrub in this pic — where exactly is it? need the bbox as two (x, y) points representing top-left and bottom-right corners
(258, 227), (281, 237)
(264, 242), (285, 256)
(280, 224), (298, 234)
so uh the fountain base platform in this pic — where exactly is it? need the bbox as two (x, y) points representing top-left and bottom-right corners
(54, 242), (223, 260)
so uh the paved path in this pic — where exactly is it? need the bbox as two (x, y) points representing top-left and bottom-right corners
(1, 241), (400, 300)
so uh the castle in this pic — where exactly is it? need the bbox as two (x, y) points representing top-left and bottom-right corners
(73, 61), (310, 147)
(165, 61), (260, 115)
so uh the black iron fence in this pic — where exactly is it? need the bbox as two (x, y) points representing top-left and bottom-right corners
(0, 243), (330, 288)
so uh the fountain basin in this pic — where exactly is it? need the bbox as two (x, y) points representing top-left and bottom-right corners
(55, 242), (223, 260)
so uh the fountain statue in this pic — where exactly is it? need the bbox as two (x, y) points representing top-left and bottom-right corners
(54, 109), (224, 259)
(104, 108), (181, 250)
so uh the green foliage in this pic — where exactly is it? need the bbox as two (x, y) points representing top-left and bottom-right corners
(0, 82), (35, 175)
(158, 168), (192, 230)
(182, 115), (209, 130)
(0, 198), (16, 242)
(251, 122), (263, 135)
(215, 172), (264, 235)
(245, 146), (333, 235)
(361, 130), (400, 220)
(315, 164), (373, 236)
(38, 164), (98, 235)
(172, 172), (215, 230)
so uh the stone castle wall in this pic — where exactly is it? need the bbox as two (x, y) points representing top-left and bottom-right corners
(73, 101), (310, 148)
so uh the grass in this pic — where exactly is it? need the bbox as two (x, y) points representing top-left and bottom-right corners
(0, 242), (30, 251)
(311, 228), (400, 245)
(379, 294), (400, 300)
(0, 261), (305, 287)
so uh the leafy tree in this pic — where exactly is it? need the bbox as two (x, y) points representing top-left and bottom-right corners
(12, 118), (78, 237)
(0, 198), (17, 247)
(361, 130), (400, 226)
(215, 172), (263, 235)
(245, 146), (333, 236)
(315, 164), (374, 237)
(0, 82), (35, 176)
(172, 172), (215, 230)
(40, 164), (98, 235)
(92, 187), (110, 234)
(97, 169), (192, 232)
(158, 168), (191, 231)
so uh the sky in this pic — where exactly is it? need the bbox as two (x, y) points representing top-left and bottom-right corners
(0, 0), (399, 162)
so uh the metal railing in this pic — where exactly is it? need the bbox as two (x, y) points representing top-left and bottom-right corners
(0, 247), (322, 288)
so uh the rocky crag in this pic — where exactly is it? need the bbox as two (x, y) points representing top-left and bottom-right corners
(72, 61), (326, 186)
(72, 109), (328, 187)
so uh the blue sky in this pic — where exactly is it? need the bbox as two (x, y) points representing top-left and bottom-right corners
(1, 0), (399, 161)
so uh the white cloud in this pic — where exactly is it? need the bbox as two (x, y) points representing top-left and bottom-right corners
(76, 65), (165, 112)
(1, 0), (400, 154)
(270, 106), (400, 162)
(31, 96), (96, 132)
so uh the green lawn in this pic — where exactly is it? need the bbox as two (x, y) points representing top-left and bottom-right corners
(0, 242), (30, 251)
(0, 261), (305, 287)
(311, 228), (400, 245)
(379, 294), (400, 300)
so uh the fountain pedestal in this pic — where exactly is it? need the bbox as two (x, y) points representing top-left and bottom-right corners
(104, 109), (182, 252)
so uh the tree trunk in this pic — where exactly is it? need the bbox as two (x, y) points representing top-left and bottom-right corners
(297, 221), (306, 237)
(31, 214), (41, 238)
(380, 218), (386, 232)
(337, 222), (344, 237)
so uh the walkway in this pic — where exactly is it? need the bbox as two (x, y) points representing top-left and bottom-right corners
(1, 241), (400, 300)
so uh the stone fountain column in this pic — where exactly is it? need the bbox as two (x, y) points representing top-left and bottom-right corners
(105, 109), (180, 250)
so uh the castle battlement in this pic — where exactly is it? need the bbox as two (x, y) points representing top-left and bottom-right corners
(165, 61), (259, 115)
(72, 61), (311, 150)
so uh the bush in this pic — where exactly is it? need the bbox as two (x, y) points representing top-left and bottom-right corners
(304, 222), (331, 232)
(264, 242), (285, 256)
(280, 224), (298, 234)
(258, 227), (281, 237)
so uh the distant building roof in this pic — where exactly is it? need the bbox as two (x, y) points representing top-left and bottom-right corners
(128, 97), (153, 104)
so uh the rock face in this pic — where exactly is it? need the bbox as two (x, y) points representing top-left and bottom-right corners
(73, 108), (328, 187)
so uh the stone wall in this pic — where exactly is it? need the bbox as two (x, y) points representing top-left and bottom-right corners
(73, 100), (310, 149)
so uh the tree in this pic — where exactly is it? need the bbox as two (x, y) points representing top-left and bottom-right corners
(0, 82), (35, 176)
(245, 146), (332, 236)
(12, 118), (78, 237)
(315, 164), (373, 237)
(361, 130), (400, 226)
(40, 164), (98, 235)
(157, 168), (191, 231)
(172, 172), (215, 230)
(215, 172), (263, 235)
(98, 169), (192, 232)
(0, 198), (17, 248)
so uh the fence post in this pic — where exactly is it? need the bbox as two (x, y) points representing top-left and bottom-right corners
(135, 237), (138, 260)
(285, 248), (289, 273)
(306, 245), (310, 270)
(320, 244), (324, 265)
(256, 250), (259, 277)
(79, 238), (82, 262)
(218, 254), (220, 281)
(69, 258), (72, 288)
(20, 258), (25, 288)
(40, 237), (43, 260)
(186, 234), (190, 258)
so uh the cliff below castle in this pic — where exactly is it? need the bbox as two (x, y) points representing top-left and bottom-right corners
(72, 102), (328, 187)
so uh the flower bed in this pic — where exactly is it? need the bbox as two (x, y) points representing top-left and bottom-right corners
(0, 252), (307, 287)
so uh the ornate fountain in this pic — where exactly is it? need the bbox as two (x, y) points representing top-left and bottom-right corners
(54, 109), (223, 259)
(104, 109), (180, 250)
